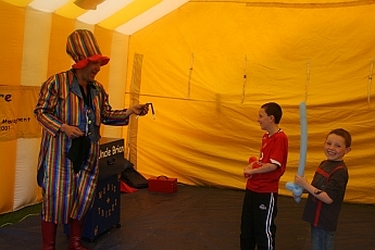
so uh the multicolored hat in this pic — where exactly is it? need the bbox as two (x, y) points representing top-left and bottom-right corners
(66, 29), (110, 69)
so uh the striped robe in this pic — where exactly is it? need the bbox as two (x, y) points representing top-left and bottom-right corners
(34, 69), (129, 224)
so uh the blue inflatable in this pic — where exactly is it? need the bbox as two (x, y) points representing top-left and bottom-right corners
(285, 102), (307, 203)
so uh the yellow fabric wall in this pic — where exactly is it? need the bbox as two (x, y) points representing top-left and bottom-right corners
(0, 1), (27, 213)
(127, 2), (375, 204)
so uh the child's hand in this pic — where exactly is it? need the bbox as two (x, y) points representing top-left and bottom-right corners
(244, 162), (261, 178)
(294, 175), (308, 188)
(244, 165), (252, 177)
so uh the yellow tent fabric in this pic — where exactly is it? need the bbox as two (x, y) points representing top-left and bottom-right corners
(128, 1), (375, 205)
(0, 0), (374, 215)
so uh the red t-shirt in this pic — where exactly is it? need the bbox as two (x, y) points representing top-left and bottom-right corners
(246, 129), (288, 193)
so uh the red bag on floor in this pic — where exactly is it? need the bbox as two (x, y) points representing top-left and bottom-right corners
(148, 176), (177, 193)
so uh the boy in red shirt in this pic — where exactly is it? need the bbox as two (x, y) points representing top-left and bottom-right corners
(241, 102), (288, 250)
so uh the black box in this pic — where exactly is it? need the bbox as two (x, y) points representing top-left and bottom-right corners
(121, 160), (148, 189)
(98, 137), (126, 181)
(64, 137), (126, 241)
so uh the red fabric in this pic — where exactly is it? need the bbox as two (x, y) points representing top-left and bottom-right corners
(120, 181), (138, 193)
(246, 130), (288, 193)
(72, 55), (110, 69)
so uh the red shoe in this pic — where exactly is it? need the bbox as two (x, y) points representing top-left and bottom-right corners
(68, 218), (89, 250)
(41, 220), (57, 250)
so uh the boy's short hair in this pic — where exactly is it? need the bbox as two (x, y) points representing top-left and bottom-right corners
(327, 128), (352, 148)
(261, 102), (283, 124)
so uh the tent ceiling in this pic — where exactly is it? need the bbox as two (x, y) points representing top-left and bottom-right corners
(3, 0), (373, 35)
(3, 0), (189, 35)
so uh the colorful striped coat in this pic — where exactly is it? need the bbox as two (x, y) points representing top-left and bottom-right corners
(34, 69), (130, 224)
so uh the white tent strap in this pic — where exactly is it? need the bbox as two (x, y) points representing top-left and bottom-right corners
(241, 55), (247, 104)
(305, 61), (310, 103)
(368, 59), (374, 105)
(187, 52), (194, 99)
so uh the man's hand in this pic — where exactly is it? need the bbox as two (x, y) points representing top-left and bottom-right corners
(60, 124), (84, 139)
(132, 103), (150, 116)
